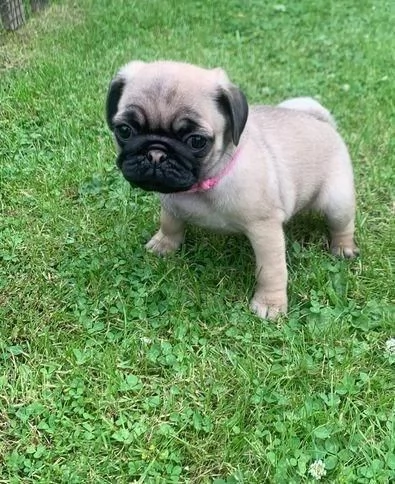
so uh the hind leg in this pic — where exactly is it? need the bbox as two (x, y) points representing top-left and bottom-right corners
(323, 189), (359, 258)
(329, 216), (359, 258)
(317, 146), (359, 259)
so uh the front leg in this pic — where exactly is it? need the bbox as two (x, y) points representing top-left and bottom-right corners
(145, 207), (185, 255)
(247, 220), (288, 320)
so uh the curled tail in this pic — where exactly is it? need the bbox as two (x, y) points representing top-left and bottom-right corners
(278, 96), (337, 129)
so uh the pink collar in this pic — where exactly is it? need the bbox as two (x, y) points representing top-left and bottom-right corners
(182, 146), (242, 193)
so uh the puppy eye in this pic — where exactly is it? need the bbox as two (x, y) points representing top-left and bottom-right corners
(115, 124), (132, 140)
(186, 135), (207, 150)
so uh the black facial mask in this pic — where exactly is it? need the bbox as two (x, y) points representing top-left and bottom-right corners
(116, 134), (204, 193)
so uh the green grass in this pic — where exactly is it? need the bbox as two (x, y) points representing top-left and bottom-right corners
(1, 0), (394, 482)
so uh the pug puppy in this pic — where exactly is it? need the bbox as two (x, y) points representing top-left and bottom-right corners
(106, 60), (358, 320)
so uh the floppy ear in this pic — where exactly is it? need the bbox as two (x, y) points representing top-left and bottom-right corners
(106, 61), (146, 130)
(216, 85), (249, 145)
(106, 76), (125, 130)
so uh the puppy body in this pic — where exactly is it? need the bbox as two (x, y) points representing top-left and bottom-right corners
(161, 105), (353, 228)
(107, 61), (358, 319)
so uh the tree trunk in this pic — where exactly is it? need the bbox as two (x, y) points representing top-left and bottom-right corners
(0, 0), (26, 30)
(30, 0), (49, 13)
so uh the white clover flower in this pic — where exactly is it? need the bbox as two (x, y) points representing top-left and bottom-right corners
(385, 338), (395, 355)
(308, 459), (327, 480)
(140, 337), (152, 344)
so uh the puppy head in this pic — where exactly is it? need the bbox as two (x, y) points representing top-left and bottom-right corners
(106, 61), (248, 193)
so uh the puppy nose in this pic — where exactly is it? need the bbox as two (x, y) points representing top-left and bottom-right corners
(147, 149), (167, 163)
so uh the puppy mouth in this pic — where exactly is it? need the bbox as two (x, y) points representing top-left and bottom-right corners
(121, 154), (196, 193)
(117, 136), (200, 193)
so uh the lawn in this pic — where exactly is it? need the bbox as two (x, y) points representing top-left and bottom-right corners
(0, 0), (394, 482)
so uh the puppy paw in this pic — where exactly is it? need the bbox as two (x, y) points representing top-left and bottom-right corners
(330, 241), (360, 259)
(250, 296), (287, 321)
(145, 230), (183, 256)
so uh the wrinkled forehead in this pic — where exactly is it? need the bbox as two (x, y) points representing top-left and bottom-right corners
(116, 75), (220, 132)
